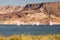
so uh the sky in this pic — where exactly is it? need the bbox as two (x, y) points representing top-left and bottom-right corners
(0, 0), (60, 6)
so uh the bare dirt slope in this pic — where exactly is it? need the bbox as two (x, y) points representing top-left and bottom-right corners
(0, 2), (60, 25)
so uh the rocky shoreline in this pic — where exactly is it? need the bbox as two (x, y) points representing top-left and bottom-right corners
(0, 2), (60, 25)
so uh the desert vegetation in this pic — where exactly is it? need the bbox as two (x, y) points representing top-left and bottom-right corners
(0, 34), (60, 40)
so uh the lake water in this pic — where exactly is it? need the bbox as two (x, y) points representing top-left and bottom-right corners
(0, 25), (60, 36)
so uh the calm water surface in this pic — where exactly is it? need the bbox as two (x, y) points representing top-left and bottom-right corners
(0, 25), (60, 36)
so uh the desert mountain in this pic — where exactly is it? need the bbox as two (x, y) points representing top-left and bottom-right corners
(0, 2), (60, 25)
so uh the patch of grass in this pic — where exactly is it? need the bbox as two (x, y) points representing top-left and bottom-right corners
(0, 34), (60, 40)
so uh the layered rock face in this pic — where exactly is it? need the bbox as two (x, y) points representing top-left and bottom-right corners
(0, 2), (60, 25)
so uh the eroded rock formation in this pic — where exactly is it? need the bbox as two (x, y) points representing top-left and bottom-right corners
(0, 2), (60, 25)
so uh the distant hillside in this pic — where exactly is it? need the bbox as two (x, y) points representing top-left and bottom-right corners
(0, 2), (60, 25)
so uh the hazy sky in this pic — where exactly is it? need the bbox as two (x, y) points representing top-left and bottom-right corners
(0, 0), (60, 6)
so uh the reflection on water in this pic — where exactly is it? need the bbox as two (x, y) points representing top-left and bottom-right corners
(0, 25), (60, 36)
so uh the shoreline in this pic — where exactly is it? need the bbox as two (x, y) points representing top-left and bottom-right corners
(0, 21), (60, 25)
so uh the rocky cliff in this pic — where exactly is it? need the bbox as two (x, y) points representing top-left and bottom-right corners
(0, 2), (60, 25)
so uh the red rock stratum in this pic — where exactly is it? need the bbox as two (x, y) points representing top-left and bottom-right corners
(0, 2), (60, 25)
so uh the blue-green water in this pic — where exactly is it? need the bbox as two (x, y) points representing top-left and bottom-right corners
(0, 25), (60, 36)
